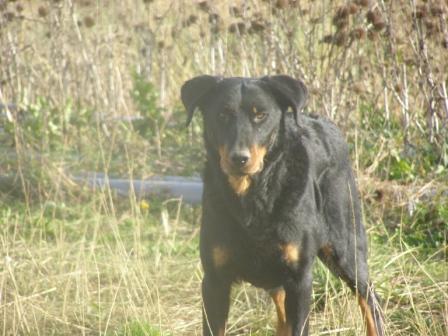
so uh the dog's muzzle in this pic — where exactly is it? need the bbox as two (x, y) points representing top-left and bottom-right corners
(219, 145), (266, 176)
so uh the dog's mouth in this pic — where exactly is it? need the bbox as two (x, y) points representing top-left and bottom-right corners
(219, 145), (266, 176)
(218, 145), (267, 195)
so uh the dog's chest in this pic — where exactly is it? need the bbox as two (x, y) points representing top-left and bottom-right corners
(228, 210), (309, 286)
(204, 154), (312, 288)
(229, 235), (288, 289)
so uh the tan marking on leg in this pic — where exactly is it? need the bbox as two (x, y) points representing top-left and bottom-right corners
(270, 288), (292, 336)
(271, 288), (287, 324)
(216, 326), (225, 336)
(320, 243), (333, 258)
(279, 243), (300, 266)
(212, 246), (230, 268)
(358, 295), (378, 336)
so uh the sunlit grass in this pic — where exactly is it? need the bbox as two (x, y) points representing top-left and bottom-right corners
(1, 196), (446, 335)
(0, 0), (447, 335)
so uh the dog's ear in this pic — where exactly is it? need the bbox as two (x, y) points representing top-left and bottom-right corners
(181, 75), (222, 127)
(260, 75), (308, 124)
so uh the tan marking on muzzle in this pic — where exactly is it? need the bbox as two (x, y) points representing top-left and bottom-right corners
(218, 146), (233, 176)
(247, 145), (267, 174)
(218, 145), (267, 196)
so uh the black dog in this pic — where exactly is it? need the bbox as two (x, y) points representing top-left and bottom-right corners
(181, 75), (384, 336)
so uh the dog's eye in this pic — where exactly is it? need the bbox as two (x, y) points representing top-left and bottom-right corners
(253, 111), (267, 123)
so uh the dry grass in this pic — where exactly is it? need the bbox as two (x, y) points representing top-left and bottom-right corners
(1, 0), (447, 130)
(0, 0), (447, 335)
(1, 197), (446, 335)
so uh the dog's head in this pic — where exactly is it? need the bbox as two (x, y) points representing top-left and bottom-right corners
(181, 75), (308, 195)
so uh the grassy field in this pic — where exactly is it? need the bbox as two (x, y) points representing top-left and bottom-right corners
(0, 0), (447, 335)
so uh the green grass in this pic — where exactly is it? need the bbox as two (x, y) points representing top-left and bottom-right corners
(1, 196), (446, 335)
(115, 321), (170, 336)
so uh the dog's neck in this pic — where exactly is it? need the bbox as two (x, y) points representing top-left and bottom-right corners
(203, 119), (309, 231)
(204, 115), (296, 196)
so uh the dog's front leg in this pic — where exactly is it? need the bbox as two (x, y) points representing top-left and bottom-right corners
(284, 268), (313, 336)
(202, 273), (231, 336)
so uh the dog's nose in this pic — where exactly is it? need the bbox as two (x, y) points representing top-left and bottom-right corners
(230, 151), (251, 167)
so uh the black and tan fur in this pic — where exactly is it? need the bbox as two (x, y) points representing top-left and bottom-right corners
(181, 75), (384, 336)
